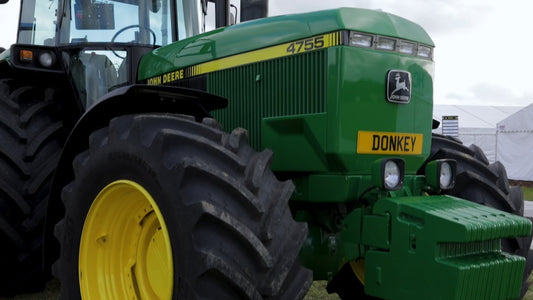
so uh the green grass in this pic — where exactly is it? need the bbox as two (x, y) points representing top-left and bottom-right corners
(523, 186), (533, 202)
(304, 281), (339, 300)
(526, 272), (533, 300)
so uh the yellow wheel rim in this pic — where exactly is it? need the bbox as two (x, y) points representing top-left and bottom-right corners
(79, 180), (173, 299)
(350, 259), (365, 285)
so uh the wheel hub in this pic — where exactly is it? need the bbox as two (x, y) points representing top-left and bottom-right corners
(78, 180), (173, 299)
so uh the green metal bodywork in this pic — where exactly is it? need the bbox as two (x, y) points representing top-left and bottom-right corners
(138, 8), (434, 79)
(138, 7), (531, 299)
(139, 8), (434, 174)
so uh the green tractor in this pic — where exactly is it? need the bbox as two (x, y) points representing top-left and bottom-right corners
(0, 0), (532, 299)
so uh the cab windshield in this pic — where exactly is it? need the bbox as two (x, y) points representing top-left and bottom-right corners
(17, 0), (201, 46)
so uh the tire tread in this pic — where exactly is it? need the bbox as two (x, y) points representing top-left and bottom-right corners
(55, 113), (311, 299)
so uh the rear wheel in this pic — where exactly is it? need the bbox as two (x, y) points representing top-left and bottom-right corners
(422, 133), (533, 297)
(53, 113), (312, 299)
(0, 78), (66, 295)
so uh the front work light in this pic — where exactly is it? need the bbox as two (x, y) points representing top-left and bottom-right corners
(349, 32), (373, 47)
(398, 41), (416, 55)
(417, 45), (433, 59)
(376, 37), (396, 51)
(372, 158), (405, 191)
(424, 159), (456, 190)
(347, 30), (434, 60)
(38, 51), (56, 68)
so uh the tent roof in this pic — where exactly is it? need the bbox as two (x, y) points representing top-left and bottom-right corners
(433, 105), (523, 129)
(497, 103), (533, 132)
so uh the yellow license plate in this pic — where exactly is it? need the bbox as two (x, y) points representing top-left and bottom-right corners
(357, 131), (423, 155)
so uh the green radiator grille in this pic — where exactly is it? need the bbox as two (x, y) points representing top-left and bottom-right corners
(209, 50), (328, 149)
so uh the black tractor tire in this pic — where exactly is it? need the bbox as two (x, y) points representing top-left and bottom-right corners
(53, 113), (312, 299)
(422, 133), (533, 297)
(0, 78), (67, 295)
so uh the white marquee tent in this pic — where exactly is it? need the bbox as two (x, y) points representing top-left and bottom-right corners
(496, 104), (533, 181)
(432, 105), (522, 163)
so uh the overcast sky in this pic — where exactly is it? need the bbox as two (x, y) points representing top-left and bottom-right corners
(1, 0), (532, 107)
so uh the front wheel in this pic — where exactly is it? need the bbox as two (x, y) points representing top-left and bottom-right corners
(53, 114), (312, 299)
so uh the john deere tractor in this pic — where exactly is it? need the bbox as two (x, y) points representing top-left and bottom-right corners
(0, 0), (531, 299)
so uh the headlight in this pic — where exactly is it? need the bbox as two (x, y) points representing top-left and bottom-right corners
(347, 30), (434, 60)
(372, 158), (405, 191)
(425, 159), (456, 190)
(349, 32), (373, 48)
(384, 160), (401, 188)
(417, 45), (433, 59)
(11, 45), (62, 72)
(398, 41), (416, 55)
(38, 51), (56, 68)
(376, 37), (396, 51)
(439, 162), (453, 188)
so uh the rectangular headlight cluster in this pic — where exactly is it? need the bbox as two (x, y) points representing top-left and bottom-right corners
(348, 31), (433, 60)
(11, 45), (63, 73)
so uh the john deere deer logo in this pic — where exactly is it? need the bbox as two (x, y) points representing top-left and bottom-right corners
(387, 70), (411, 103)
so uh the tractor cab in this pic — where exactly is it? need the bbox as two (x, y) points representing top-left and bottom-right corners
(9, 0), (266, 109)
(13, 0), (201, 108)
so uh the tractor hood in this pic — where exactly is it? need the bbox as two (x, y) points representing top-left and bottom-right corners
(138, 7), (433, 81)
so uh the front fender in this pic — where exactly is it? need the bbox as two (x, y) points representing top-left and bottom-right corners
(43, 84), (227, 273)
